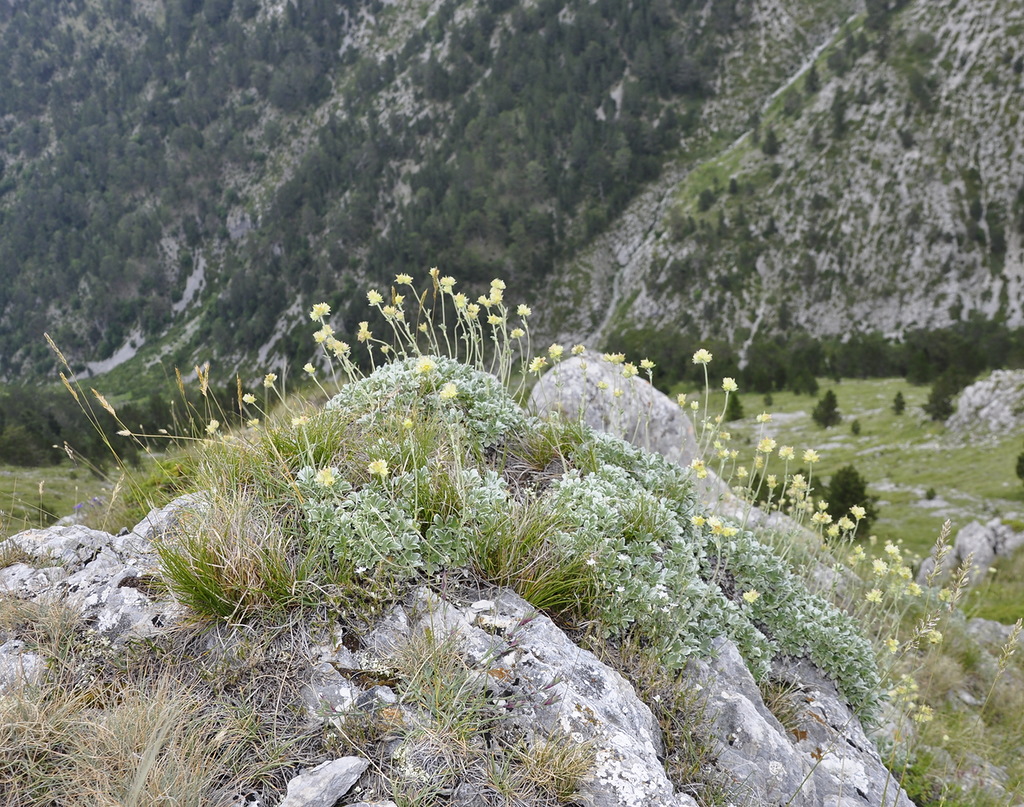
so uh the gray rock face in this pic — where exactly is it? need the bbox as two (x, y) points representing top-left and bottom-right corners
(947, 370), (1024, 440)
(279, 757), (368, 807)
(918, 517), (1024, 585)
(688, 639), (913, 807)
(527, 352), (720, 499)
(528, 352), (815, 540)
(0, 500), (196, 645)
(313, 586), (699, 807)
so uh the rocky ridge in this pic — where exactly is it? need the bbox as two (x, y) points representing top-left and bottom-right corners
(546, 0), (1024, 350)
(0, 357), (919, 807)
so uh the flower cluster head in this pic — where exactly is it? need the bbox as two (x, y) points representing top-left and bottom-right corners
(309, 302), (331, 321)
(315, 467), (337, 487)
(367, 459), (389, 478)
(439, 382), (459, 400)
(263, 373), (277, 388)
(415, 357), (437, 374)
(692, 348), (712, 365)
(722, 377), (738, 392)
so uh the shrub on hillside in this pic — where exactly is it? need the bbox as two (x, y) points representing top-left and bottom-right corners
(923, 369), (973, 421)
(826, 464), (878, 534)
(812, 389), (841, 427)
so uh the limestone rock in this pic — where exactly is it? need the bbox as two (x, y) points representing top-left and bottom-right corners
(918, 517), (1024, 585)
(687, 639), (913, 807)
(0, 497), (196, 644)
(947, 370), (1024, 440)
(528, 352), (714, 495)
(279, 757), (369, 807)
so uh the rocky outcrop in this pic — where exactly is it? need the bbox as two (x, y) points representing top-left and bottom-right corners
(947, 370), (1024, 440)
(528, 352), (811, 539)
(918, 517), (1024, 585)
(0, 504), (910, 807)
(691, 640), (913, 807)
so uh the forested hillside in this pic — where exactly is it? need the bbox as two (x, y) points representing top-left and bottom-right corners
(1, 0), (1020, 383)
(0, 0), (813, 379)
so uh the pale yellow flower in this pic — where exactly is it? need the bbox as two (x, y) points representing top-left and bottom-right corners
(622, 362), (638, 378)
(826, 524), (840, 538)
(291, 416), (309, 427)
(367, 290), (383, 305)
(395, 273), (413, 285)
(303, 363), (316, 375)
(309, 302), (331, 321)
(205, 419), (220, 435)
(314, 324), (334, 343)
(402, 417), (413, 429)
(722, 377), (738, 392)
(885, 638), (899, 654)
(367, 459), (389, 478)
(756, 412), (772, 423)
(742, 590), (760, 604)
(866, 589), (883, 603)
(529, 356), (548, 373)
(803, 449), (820, 464)
(676, 393), (687, 407)
(757, 437), (777, 454)
(548, 344), (565, 360)
(490, 278), (506, 290)
(315, 467), (337, 487)
(778, 445), (795, 460)
(440, 275), (456, 291)
(357, 322), (372, 342)
(242, 393), (256, 405)
(640, 358), (655, 369)
(415, 357), (436, 374)
(692, 348), (712, 365)
(597, 380), (609, 390)
(913, 704), (934, 724)
(263, 373), (277, 388)
(602, 352), (625, 364)
(439, 382), (458, 400)
(487, 314), (503, 325)
(511, 327), (525, 339)
(572, 344), (586, 355)
(838, 516), (855, 531)
(453, 293), (468, 308)
(737, 466), (749, 479)
(908, 582), (922, 597)
(872, 559), (888, 576)
(850, 505), (866, 520)
(690, 401), (700, 411)
(247, 418), (260, 428)
(466, 303), (480, 319)
(517, 304), (532, 317)
(690, 515), (706, 527)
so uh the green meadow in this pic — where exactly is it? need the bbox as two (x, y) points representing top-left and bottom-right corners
(721, 377), (1024, 562)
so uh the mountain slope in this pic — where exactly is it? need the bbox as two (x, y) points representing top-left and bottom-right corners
(1, 0), (1020, 382)
(546, 0), (1024, 354)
